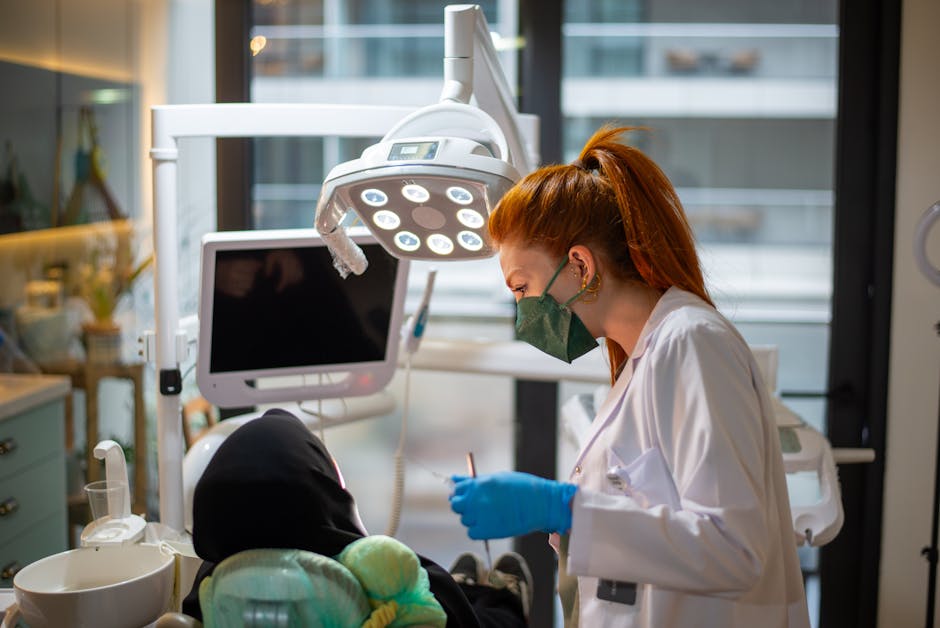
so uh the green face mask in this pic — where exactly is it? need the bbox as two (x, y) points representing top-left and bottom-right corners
(515, 259), (600, 364)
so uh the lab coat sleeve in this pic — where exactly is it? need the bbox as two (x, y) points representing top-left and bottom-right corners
(567, 320), (771, 596)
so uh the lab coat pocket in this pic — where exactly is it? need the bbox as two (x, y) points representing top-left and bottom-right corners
(605, 446), (682, 510)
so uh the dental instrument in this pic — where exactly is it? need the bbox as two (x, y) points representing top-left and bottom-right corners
(403, 269), (438, 356)
(407, 456), (456, 486)
(466, 452), (494, 571)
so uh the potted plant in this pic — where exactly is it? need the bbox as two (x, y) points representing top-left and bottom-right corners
(78, 225), (151, 364)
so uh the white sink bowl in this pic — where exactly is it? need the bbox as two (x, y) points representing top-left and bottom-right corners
(13, 544), (175, 628)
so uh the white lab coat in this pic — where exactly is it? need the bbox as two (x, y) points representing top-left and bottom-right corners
(565, 287), (810, 627)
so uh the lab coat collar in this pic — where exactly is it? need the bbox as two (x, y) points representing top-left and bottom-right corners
(588, 286), (684, 425)
(628, 286), (692, 361)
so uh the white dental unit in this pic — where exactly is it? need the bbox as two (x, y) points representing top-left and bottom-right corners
(3, 4), (869, 626)
(146, 3), (538, 536)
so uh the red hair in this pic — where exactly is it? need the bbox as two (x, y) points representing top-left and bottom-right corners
(488, 125), (712, 382)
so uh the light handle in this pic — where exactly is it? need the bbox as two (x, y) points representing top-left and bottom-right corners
(915, 201), (940, 287)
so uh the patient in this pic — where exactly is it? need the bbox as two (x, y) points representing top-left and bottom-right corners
(184, 408), (528, 627)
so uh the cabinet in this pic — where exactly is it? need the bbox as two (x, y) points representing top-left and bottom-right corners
(0, 375), (69, 586)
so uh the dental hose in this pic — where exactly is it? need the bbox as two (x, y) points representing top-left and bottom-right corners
(385, 269), (435, 538)
(385, 357), (411, 537)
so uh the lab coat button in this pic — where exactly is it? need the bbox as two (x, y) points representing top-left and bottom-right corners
(575, 465), (582, 474)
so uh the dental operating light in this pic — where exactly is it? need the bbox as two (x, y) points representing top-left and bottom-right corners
(316, 103), (518, 269)
(315, 4), (536, 275)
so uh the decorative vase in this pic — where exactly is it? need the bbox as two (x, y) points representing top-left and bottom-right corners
(83, 321), (122, 365)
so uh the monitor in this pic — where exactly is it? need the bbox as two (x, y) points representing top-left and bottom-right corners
(196, 228), (409, 407)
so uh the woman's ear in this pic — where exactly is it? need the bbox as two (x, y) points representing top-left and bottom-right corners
(568, 245), (598, 283)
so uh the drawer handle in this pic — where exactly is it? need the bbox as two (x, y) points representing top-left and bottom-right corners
(0, 497), (18, 516)
(1, 561), (20, 580)
(0, 438), (17, 455)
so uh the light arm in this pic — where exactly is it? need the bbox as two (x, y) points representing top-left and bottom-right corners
(441, 5), (535, 175)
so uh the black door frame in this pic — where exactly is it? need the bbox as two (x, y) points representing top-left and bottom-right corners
(820, 0), (900, 625)
(215, 0), (253, 232)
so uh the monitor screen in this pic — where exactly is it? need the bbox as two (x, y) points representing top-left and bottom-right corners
(197, 228), (409, 406)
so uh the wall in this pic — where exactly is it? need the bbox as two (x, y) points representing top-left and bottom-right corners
(879, 0), (940, 624)
(0, 0), (214, 296)
(0, 0), (141, 212)
(0, 0), (214, 501)
(0, 0), (143, 299)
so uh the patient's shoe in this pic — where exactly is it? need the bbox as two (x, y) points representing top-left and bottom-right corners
(449, 552), (487, 586)
(488, 552), (533, 619)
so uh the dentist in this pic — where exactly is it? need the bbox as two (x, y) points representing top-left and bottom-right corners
(449, 126), (810, 627)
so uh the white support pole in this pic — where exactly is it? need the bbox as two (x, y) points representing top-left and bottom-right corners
(150, 108), (185, 531)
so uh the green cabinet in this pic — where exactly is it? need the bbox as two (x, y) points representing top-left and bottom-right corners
(0, 379), (68, 586)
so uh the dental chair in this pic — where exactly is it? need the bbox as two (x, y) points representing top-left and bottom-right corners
(182, 396), (219, 450)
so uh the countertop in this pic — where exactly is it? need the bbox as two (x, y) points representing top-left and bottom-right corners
(0, 374), (71, 422)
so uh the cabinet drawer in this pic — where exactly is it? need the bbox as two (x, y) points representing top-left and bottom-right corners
(0, 400), (65, 478)
(0, 513), (67, 587)
(0, 456), (66, 542)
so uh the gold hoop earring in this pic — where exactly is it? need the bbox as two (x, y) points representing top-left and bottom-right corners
(580, 272), (601, 303)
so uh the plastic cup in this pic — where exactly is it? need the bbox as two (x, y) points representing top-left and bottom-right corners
(84, 481), (127, 521)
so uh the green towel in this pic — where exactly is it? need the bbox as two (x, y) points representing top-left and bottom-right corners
(337, 535), (447, 627)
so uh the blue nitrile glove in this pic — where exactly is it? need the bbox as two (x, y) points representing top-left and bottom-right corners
(449, 471), (578, 540)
